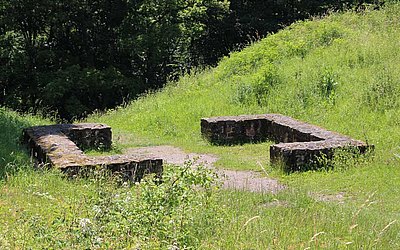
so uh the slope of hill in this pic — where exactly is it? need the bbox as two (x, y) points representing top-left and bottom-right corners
(91, 4), (400, 170)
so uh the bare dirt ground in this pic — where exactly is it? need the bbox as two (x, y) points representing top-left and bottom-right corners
(309, 191), (347, 203)
(125, 145), (285, 193)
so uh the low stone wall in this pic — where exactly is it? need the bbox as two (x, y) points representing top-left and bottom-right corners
(23, 123), (163, 181)
(200, 115), (270, 144)
(201, 114), (372, 171)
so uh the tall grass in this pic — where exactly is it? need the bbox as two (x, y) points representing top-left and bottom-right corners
(0, 108), (49, 177)
(0, 164), (219, 249)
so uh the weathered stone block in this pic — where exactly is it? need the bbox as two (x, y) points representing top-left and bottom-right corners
(201, 115), (270, 144)
(201, 114), (373, 172)
(23, 123), (163, 181)
(64, 124), (112, 150)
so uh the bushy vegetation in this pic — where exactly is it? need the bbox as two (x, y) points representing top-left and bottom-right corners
(0, 0), (230, 120)
(2, 3), (400, 249)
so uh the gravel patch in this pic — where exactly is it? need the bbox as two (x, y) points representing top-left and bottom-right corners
(125, 145), (285, 193)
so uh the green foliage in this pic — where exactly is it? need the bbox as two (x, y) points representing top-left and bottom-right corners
(233, 63), (281, 106)
(0, 163), (219, 249)
(42, 66), (138, 120)
(0, 0), (229, 120)
(84, 163), (218, 249)
(194, 0), (382, 65)
(317, 67), (339, 103)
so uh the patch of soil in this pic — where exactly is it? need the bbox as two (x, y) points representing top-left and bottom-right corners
(262, 200), (290, 208)
(124, 145), (285, 193)
(125, 145), (218, 166)
(310, 191), (347, 203)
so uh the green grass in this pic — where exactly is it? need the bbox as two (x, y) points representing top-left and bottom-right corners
(0, 108), (50, 175)
(0, 165), (219, 249)
(2, 3), (400, 249)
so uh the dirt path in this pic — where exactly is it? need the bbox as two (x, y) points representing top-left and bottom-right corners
(125, 145), (285, 193)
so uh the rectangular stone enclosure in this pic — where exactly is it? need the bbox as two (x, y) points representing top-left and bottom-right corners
(201, 114), (372, 172)
(23, 123), (163, 182)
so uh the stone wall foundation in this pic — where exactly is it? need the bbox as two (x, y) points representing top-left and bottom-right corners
(23, 123), (163, 181)
(201, 114), (372, 172)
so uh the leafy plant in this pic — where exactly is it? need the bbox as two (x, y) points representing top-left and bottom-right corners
(318, 67), (339, 102)
(77, 162), (219, 249)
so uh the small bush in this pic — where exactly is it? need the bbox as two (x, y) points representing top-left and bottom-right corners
(74, 162), (219, 249)
(317, 67), (339, 102)
(232, 63), (281, 106)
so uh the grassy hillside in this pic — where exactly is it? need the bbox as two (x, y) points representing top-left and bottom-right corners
(90, 4), (400, 171)
(1, 3), (400, 249)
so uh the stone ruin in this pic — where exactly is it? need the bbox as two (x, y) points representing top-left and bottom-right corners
(22, 115), (372, 178)
(201, 114), (372, 172)
(23, 123), (163, 182)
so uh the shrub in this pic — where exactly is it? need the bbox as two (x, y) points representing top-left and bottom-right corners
(74, 162), (220, 249)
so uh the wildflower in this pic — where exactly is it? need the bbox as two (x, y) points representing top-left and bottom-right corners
(79, 218), (92, 234)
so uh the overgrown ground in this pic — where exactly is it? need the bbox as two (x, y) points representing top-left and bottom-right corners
(2, 3), (400, 249)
